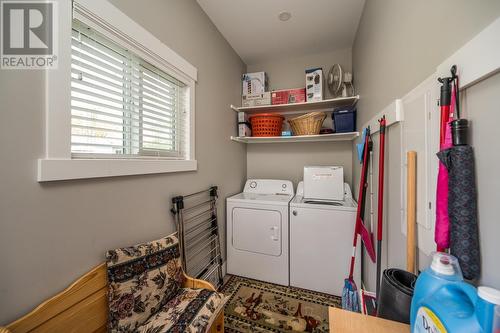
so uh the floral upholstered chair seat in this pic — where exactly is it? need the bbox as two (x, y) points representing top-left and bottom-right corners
(106, 233), (225, 333)
(138, 288), (224, 332)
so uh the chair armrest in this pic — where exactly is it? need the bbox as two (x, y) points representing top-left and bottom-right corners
(182, 272), (216, 291)
(0, 327), (11, 333)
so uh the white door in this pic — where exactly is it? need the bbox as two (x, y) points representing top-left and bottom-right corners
(232, 207), (282, 256)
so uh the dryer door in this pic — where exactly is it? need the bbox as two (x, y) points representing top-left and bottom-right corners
(232, 207), (282, 256)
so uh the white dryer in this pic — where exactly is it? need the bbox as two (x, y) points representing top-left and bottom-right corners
(226, 179), (294, 286)
(289, 181), (360, 296)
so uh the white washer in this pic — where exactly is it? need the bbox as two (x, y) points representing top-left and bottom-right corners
(226, 179), (294, 285)
(290, 181), (360, 296)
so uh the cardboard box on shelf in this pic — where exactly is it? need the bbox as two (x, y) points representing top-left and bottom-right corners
(238, 122), (251, 137)
(242, 72), (268, 96)
(271, 88), (306, 105)
(242, 92), (271, 107)
(237, 112), (248, 123)
(305, 68), (323, 102)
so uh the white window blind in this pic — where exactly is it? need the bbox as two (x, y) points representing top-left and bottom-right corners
(70, 20), (188, 158)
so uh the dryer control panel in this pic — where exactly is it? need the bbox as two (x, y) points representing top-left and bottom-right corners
(243, 179), (294, 196)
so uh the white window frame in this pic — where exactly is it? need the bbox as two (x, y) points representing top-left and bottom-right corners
(38, 0), (197, 182)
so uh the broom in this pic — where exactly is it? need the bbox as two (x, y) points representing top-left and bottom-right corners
(343, 128), (375, 312)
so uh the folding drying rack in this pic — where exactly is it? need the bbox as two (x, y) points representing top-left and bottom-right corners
(171, 186), (223, 289)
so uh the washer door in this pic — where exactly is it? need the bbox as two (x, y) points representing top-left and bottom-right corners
(232, 207), (282, 256)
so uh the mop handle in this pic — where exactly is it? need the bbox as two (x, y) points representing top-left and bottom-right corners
(407, 151), (417, 274)
(377, 117), (386, 241)
(349, 129), (371, 279)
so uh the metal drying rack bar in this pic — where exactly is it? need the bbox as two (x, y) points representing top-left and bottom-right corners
(171, 186), (223, 289)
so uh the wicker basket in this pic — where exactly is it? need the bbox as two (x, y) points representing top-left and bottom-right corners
(288, 112), (327, 136)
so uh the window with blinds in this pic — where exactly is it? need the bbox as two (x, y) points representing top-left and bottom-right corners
(70, 21), (188, 158)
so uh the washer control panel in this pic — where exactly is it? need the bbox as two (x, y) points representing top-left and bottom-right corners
(243, 179), (294, 195)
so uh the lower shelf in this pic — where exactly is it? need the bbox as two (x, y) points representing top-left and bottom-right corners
(230, 132), (359, 144)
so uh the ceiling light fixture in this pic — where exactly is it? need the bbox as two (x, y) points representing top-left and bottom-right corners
(278, 11), (292, 21)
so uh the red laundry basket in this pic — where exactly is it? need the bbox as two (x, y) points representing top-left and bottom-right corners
(249, 113), (284, 137)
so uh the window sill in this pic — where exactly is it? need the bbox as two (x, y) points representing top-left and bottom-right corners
(37, 158), (197, 182)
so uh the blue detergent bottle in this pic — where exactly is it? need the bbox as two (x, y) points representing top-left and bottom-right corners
(411, 252), (500, 333)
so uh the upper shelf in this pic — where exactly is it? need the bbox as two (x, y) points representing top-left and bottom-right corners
(231, 95), (359, 115)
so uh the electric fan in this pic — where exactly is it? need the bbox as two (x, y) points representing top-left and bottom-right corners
(328, 64), (355, 97)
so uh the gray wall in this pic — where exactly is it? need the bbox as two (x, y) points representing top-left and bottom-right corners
(246, 49), (354, 188)
(352, 0), (500, 291)
(247, 48), (352, 98)
(354, 0), (500, 126)
(0, 0), (246, 324)
(247, 141), (353, 187)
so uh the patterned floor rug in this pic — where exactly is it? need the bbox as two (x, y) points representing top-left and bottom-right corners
(221, 275), (342, 333)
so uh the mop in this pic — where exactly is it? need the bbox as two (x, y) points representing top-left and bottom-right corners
(343, 128), (376, 312)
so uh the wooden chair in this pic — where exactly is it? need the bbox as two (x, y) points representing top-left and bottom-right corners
(1, 261), (224, 333)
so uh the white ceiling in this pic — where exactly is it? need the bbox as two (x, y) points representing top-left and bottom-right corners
(197, 0), (365, 65)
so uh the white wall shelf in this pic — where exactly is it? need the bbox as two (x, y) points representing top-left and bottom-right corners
(231, 95), (359, 115)
(230, 132), (359, 144)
